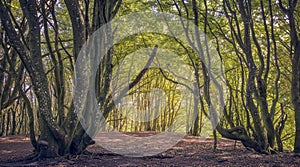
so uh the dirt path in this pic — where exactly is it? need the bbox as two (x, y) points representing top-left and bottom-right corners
(0, 134), (300, 166)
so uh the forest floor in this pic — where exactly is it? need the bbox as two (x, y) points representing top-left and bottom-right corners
(0, 133), (300, 166)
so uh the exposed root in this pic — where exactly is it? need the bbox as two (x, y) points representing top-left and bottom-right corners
(0, 152), (41, 166)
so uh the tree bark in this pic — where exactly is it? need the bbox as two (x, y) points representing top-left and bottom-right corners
(292, 42), (300, 153)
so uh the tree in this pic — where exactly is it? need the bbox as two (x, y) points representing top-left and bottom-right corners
(279, 0), (300, 153)
(0, 0), (298, 158)
(0, 0), (122, 158)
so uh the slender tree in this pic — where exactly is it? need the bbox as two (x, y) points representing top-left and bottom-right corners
(279, 0), (300, 153)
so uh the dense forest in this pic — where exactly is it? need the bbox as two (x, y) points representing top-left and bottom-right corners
(0, 0), (300, 161)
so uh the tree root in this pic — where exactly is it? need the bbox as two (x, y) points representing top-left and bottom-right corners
(0, 152), (42, 166)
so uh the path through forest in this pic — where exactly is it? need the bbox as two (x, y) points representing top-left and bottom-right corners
(0, 133), (299, 166)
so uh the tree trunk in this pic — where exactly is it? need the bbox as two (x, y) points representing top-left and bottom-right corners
(278, 0), (300, 153)
(292, 42), (300, 153)
(0, 113), (4, 136)
(5, 111), (10, 136)
(192, 83), (199, 136)
(11, 109), (16, 135)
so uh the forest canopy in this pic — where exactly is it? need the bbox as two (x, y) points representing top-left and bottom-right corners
(0, 0), (300, 159)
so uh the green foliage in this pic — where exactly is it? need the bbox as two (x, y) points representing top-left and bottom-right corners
(0, 0), (298, 153)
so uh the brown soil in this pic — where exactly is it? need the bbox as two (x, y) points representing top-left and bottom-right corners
(0, 133), (300, 166)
